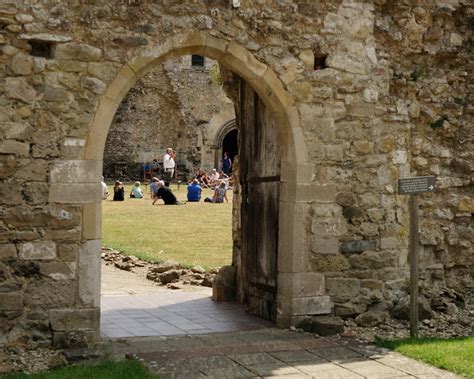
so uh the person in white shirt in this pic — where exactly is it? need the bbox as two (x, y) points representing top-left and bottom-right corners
(209, 168), (220, 187)
(163, 147), (176, 183)
(101, 176), (109, 200)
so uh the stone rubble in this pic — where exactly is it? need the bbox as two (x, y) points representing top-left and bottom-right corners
(101, 247), (217, 289)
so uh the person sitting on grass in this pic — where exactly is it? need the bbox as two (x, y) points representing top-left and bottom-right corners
(101, 176), (109, 200)
(204, 181), (228, 203)
(187, 179), (202, 202)
(154, 180), (183, 205)
(195, 169), (210, 188)
(113, 181), (125, 201)
(150, 177), (159, 203)
(209, 168), (220, 187)
(130, 181), (144, 199)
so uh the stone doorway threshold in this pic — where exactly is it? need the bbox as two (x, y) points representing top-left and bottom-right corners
(100, 261), (271, 338)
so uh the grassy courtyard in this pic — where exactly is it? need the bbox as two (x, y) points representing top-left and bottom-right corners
(102, 182), (233, 268)
(377, 337), (474, 378)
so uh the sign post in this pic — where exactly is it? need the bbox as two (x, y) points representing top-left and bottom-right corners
(397, 176), (435, 338)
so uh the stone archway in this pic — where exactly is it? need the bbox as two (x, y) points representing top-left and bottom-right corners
(78, 32), (310, 332)
(213, 119), (237, 169)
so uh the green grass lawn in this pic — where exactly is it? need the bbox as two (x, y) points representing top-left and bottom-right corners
(376, 336), (474, 378)
(102, 182), (233, 268)
(2, 360), (158, 379)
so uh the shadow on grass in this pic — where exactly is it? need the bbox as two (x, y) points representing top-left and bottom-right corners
(375, 336), (474, 379)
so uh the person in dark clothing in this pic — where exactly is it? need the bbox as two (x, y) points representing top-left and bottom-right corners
(154, 180), (183, 205)
(113, 181), (125, 201)
(222, 152), (232, 175)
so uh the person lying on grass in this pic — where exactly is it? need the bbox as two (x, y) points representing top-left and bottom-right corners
(204, 181), (228, 203)
(153, 180), (184, 205)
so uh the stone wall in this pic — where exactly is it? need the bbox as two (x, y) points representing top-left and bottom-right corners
(103, 56), (235, 179)
(0, 0), (472, 348)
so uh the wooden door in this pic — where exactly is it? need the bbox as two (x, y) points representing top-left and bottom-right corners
(239, 80), (280, 321)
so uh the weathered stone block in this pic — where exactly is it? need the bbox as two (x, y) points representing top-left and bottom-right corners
(458, 197), (474, 212)
(334, 303), (367, 318)
(281, 182), (337, 203)
(14, 159), (48, 181)
(212, 265), (236, 302)
(0, 181), (23, 205)
(326, 277), (360, 297)
(18, 241), (56, 260)
(279, 273), (325, 298)
(291, 296), (332, 315)
(43, 85), (71, 103)
(52, 330), (98, 348)
(82, 203), (101, 240)
(50, 160), (102, 184)
(5, 77), (36, 103)
(296, 316), (344, 335)
(49, 183), (102, 204)
(311, 118), (336, 142)
(0, 293), (23, 310)
(311, 253), (349, 272)
(340, 240), (377, 254)
(311, 217), (347, 237)
(380, 237), (399, 250)
(82, 77), (106, 95)
(40, 262), (76, 280)
(55, 43), (102, 61)
(3, 121), (31, 141)
(0, 244), (17, 260)
(50, 308), (99, 331)
(0, 140), (29, 156)
(278, 201), (310, 273)
(349, 250), (397, 270)
(10, 53), (33, 75)
(22, 182), (49, 205)
(311, 236), (339, 254)
(78, 240), (101, 307)
(24, 280), (75, 307)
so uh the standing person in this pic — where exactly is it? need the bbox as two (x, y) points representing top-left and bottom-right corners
(155, 180), (183, 205)
(187, 179), (202, 202)
(152, 159), (161, 177)
(113, 181), (125, 201)
(222, 152), (232, 175)
(101, 176), (109, 200)
(163, 147), (176, 183)
(143, 162), (152, 180)
(130, 181), (144, 199)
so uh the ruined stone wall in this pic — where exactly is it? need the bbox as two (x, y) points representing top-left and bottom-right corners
(103, 56), (234, 179)
(0, 0), (472, 348)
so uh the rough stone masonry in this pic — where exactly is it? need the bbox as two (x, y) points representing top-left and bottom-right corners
(0, 0), (472, 348)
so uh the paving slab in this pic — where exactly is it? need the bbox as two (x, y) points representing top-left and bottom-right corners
(102, 331), (462, 379)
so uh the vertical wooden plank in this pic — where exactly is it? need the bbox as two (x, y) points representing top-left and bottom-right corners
(239, 78), (280, 321)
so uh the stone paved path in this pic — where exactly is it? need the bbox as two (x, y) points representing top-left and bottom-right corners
(101, 261), (271, 338)
(100, 329), (459, 379)
(101, 293), (272, 338)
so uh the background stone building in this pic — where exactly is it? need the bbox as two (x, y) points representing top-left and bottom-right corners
(103, 55), (236, 179)
(0, 0), (472, 348)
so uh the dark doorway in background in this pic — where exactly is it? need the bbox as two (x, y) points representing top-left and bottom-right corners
(222, 128), (239, 162)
